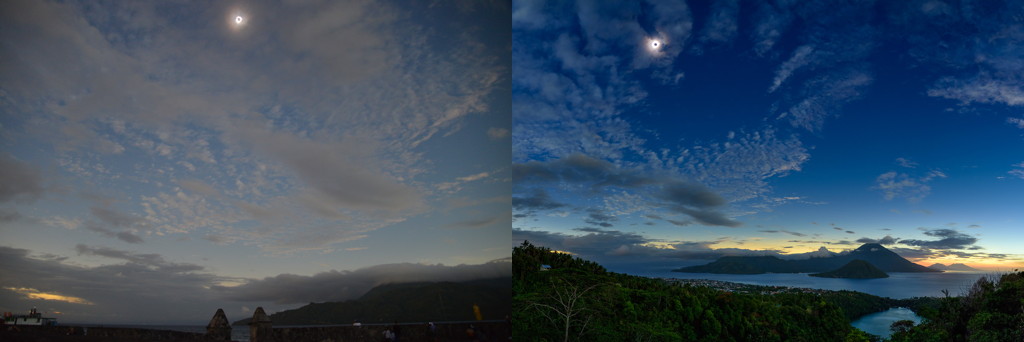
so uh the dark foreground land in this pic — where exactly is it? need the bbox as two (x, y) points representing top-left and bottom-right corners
(2, 321), (511, 342)
(515, 241), (1024, 341)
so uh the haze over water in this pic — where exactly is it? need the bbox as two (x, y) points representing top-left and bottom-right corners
(626, 269), (990, 299)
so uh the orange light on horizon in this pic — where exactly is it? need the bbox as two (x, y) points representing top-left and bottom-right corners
(4, 287), (93, 305)
(915, 259), (1024, 271)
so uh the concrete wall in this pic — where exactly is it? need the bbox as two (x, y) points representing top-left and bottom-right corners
(3, 321), (512, 341)
(1, 325), (215, 341)
(269, 321), (510, 341)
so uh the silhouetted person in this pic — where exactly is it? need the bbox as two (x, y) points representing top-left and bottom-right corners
(426, 321), (437, 341)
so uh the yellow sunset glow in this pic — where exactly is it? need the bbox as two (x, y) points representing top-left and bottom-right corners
(5, 287), (93, 305)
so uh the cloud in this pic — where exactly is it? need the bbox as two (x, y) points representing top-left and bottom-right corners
(893, 2), (1024, 108)
(895, 158), (918, 168)
(513, 154), (738, 227)
(760, 230), (807, 237)
(769, 45), (815, 92)
(856, 235), (898, 245)
(216, 260), (511, 304)
(873, 170), (947, 202)
(514, 228), (780, 262)
(512, 2), (821, 218)
(231, 125), (422, 215)
(0, 209), (20, 222)
(749, 1), (797, 56)
(83, 206), (152, 243)
(928, 75), (1024, 106)
(777, 67), (873, 132)
(1009, 117), (1024, 129)
(900, 228), (978, 250)
(666, 219), (692, 227)
(0, 153), (44, 203)
(696, 0), (740, 48)
(511, 0), (557, 30)
(1, 0), (507, 254)
(487, 127), (510, 140)
(3, 287), (93, 305)
(0, 245), (228, 324)
(760, 1), (877, 133)
(177, 179), (220, 197)
(1, 244), (510, 324)
(512, 2), (653, 163)
(437, 171), (494, 192)
(1009, 162), (1024, 180)
(513, 228), (662, 259)
(445, 212), (511, 229)
(84, 221), (144, 244)
(512, 189), (566, 212)
(583, 208), (618, 228)
(91, 206), (146, 228)
(75, 244), (204, 273)
(666, 128), (809, 205)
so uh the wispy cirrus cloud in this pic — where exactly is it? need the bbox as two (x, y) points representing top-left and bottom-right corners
(873, 169), (947, 202)
(1009, 162), (1024, 180)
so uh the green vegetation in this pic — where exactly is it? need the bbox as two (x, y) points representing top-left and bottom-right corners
(810, 260), (889, 279)
(232, 278), (511, 325)
(514, 241), (891, 342)
(888, 271), (1024, 342)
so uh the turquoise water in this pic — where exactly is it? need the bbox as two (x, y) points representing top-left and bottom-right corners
(851, 307), (922, 339)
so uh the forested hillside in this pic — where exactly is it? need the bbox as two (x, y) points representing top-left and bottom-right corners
(888, 271), (1024, 341)
(514, 241), (879, 341)
(233, 278), (511, 325)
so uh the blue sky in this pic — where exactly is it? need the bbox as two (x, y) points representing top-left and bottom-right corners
(512, 0), (1024, 271)
(0, 0), (510, 324)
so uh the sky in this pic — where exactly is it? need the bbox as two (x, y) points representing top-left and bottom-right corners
(0, 0), (510, 324)
(512, 0), (1024, 272)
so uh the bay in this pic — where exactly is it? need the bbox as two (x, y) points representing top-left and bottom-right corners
(851, 307), (922, 339)
(621, 268), (991, 299)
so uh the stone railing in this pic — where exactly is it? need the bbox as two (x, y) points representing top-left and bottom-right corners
(0, 307), (512, 342)
(243, 306), (511, 342)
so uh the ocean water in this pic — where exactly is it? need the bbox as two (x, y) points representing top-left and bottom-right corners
(623, 268), (992, 299)
(851, 307), (922, 339)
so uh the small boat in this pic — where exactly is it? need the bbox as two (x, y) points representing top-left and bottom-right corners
(2, 308), (57, 326)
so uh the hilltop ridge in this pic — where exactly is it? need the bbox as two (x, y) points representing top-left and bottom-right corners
(232, 277), (511, 326)
(928, 263), (981, 271)
(675, 243), (939, 274)
(810, 259), (889, 279)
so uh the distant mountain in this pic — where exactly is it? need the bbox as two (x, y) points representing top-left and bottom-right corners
(675, 243), (939, 274)
(810, 259), (889, 279)
(232, 277), (511, 326)
(929, 263), (981, 271)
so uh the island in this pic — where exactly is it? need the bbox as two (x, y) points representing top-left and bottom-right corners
(809, 259), (889, 279)
(928, 263), (981, 271)
(675, 243), (939, 274)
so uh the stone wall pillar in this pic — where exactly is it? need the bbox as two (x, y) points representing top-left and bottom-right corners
(205, 308), (231, 341)
(249, 307), (273, 342)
